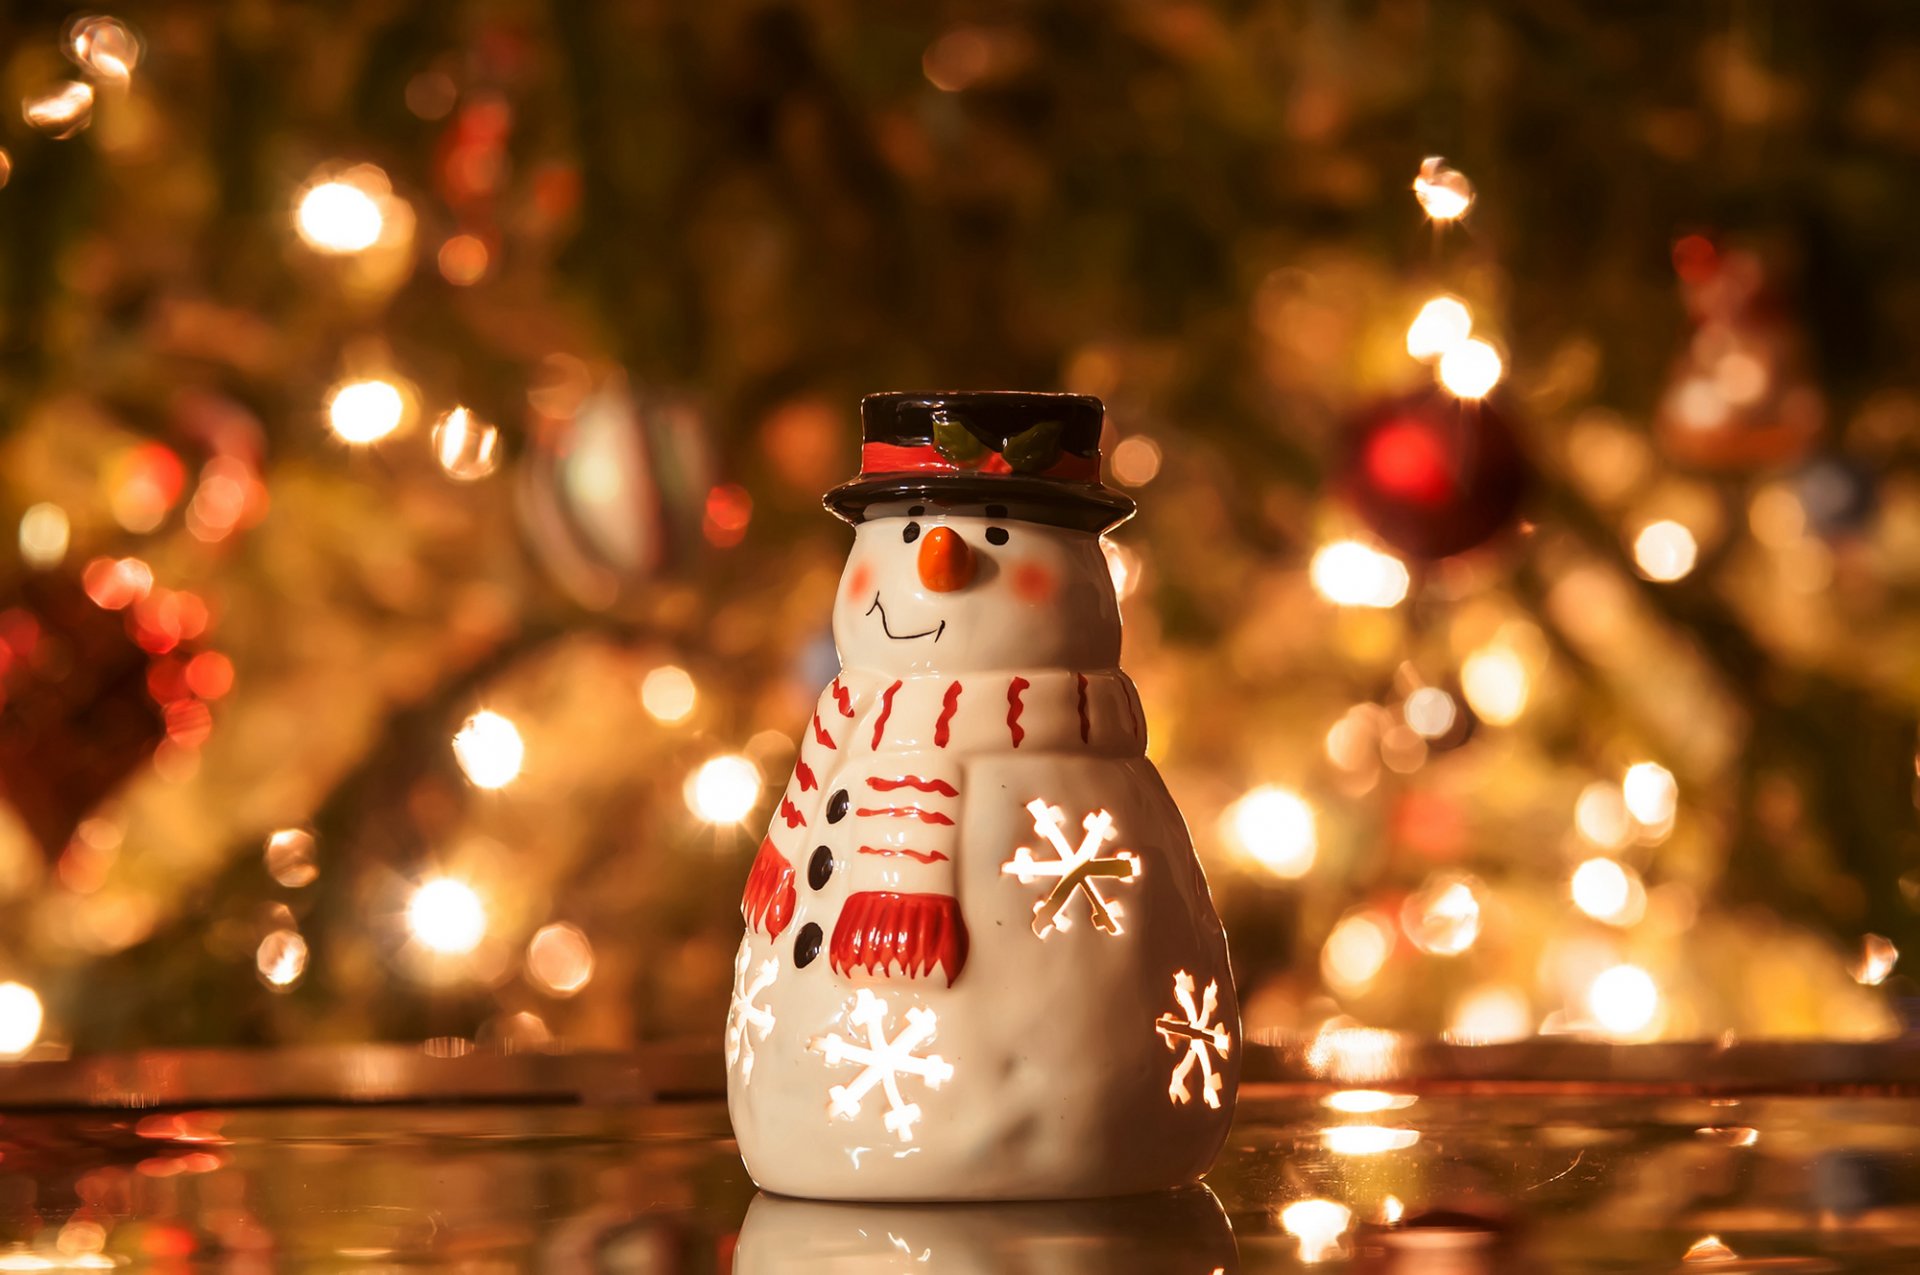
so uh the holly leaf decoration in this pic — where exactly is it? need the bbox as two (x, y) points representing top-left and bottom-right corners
(1002, 420), (1063, 473)
(932, 414), (989, 466)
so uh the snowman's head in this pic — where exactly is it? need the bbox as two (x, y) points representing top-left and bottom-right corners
(832, 499), (1122, 676)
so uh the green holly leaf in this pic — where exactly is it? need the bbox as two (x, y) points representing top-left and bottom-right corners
(1002, 420), (1063, 473)
(932, 414), (989, 466)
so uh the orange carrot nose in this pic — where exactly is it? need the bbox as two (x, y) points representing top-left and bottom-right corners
(917, 526), (975, 592)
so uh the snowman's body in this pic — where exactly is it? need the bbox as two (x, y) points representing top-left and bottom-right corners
(728, 484), (1240, 1201)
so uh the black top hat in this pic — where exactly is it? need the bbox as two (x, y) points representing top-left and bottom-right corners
(824, 392), (1135, 532)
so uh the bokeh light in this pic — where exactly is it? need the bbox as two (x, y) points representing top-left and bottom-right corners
(0, 982), (44, 1058)
(406, 878), (487, 955)
(1851, 933), (1898, 986)
(23, 81), (94, 138)
(1575, 781), (1634, 849)
(1223, 785), (1317, 879)
(255, 930), (308, 989)
(68, 15), (142, 81)
(526, 923), (596, 996)
(1402, 875), (1481, 955)
(1405, 296), (1472, 360)
(1571, 857), (1645, 926)
(1460, 643), (1530, 725)
(1633, 519), (1699, 582)
(1322, 1125), (1420, 1155)
(1322, 1088), (1416, 1113)
(640, 665), (698, 724)
(1413, 156), (1474, 221)
(1437, 338), (1504, 399)
(1280, 1199), (1352, 1265)
(18, 503), (70, 569)
(264, 828), (318, 888)
(1403, 687), (1457, 740)
(1622, 761), (1678, 827)
(686, 754), (762, 824)
(453, 710), (525, 789)
(1310, 540), (1410, 608)
(1110, 435), (1163, 487)
(326, 379), (406, 444)
(1322, 910), (1393, 993)
(1448, 984), (1533, 1043)
(296, 172), (388, 253)
(1588, 963), (1660, 1037)
(431, 407), (501, 480)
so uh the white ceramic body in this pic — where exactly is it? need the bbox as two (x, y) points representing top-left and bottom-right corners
(727, 509), (1239, 1201)
(732, 1187), (1239, 1273)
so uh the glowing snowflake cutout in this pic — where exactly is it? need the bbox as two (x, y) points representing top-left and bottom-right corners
(726, 942), (778, 1083)
(813, 988), (955, 1142)
(1002, 799), (1141, 937)
(1156, 970), (1231, 1109)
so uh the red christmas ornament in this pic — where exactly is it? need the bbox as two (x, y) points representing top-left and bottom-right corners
(1340, 390), (1529, 560)
(0, 569), (222, 858)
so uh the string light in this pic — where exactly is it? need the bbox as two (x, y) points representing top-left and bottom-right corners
(1413, 156), (1474, 221)
(1633, 520), (1699, 582)
(1460, 643), (1529, 725)
(1622, 761), (1678, 827)
(295, 168), (390, 254)
(452, 710), (525, 789)
(18, 504), (70, 569)
(431, 407), (501, 480)
(686, 754), (762, 824)
(326, 379), (406, 444)
(1405, 296), (1473, 361)
(1222, 785), (1317, 879)
(1437, 338), (1503, 399)
(640, 665), (698, 724)
(0, 982), (44, 1058)
(1310, 540), (1410, 608)
(406, 878), (487, 955)
(1587, 963), (1659, 1037)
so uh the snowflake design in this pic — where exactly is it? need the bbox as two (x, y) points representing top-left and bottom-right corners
(1001, 799), (1140, 937)
(725, 941), (778, 1083)
(1156, 970), (1231, 1109)
(812, 988), (954, 1142)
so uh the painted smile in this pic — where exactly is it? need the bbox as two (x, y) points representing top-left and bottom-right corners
(868, 593), (945, 642)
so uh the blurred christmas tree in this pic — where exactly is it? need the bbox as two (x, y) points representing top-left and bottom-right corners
(0, 0), (1915, 1057)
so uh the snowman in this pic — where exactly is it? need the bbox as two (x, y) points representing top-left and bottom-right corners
(728, 392), (1240, 1201)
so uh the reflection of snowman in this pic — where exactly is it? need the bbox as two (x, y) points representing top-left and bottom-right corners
(728, 392), (1239, 1201)
(732, 1187), (1239, 1273)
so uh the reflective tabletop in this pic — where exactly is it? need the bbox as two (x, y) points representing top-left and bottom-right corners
(3, 1040), (1920, 1271)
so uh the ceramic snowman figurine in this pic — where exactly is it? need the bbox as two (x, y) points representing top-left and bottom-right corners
(727, 392), (1239, 1201)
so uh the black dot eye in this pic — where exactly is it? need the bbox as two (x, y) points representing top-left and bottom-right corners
(985, 526), (1009, 546)
(902, 522), (921, 544)
(827, 790), (850, 823)
(808, 845), (833, 891)
(794, 922), (823, 968)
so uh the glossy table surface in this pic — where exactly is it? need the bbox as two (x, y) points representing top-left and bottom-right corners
(3, 1039), (1920, 1271)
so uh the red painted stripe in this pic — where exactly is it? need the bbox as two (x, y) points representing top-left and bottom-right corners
(871, 679), (903, 749)
(1076, 672), (1090, 744)
(867, 775), (960, 797)
(740, 837), (796, 939)
(778, 796), (806, 828)
(829, 889), (969, 984)
(795, 758), (818, 791)
(934, 681), (963, 748)
(1007, 676), (1030, 748)
(857, 845), (949, 864)
(830, 677), (855, 718)
(811, 712), (836, 750)
(855, 806), (955, 825)
(860, 442), (1100, 482)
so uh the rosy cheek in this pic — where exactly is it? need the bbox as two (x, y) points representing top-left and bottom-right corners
(1012, 561), (1058, 604)
(846, 562), (874, 601)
